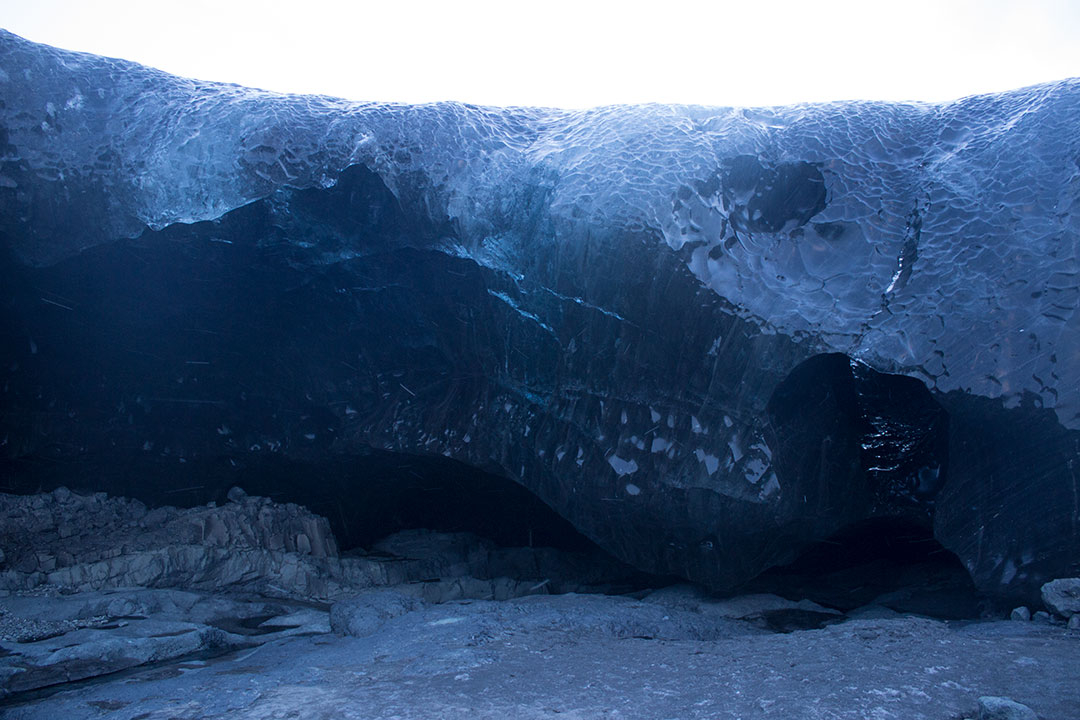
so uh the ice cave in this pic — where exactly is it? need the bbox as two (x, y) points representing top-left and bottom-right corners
(0, 27), (1078, 719)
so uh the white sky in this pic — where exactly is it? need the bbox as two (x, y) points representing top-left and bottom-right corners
(3, 0), (1080, 108)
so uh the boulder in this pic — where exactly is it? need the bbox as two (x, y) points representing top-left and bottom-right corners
(330, 589), (424, 637)
(1041, 578), (1080, 617)
(977, 696), (1038, 720)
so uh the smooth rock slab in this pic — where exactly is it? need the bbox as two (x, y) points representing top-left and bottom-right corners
(0, 619), (241, 699)
(330, 589), (425, 638)
(0, 587), (334, 699)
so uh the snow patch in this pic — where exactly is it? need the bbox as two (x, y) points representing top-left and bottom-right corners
(1001, 559), (1017, 585)
(728, 436), (743, 462)
(759, 473), (780, 499)
(608, 455), (639, 476)
(744, 458), (769, 484)
(694, 449), (720, 475)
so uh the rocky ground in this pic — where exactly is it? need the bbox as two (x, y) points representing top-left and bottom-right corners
(1, 489), (1078, 719)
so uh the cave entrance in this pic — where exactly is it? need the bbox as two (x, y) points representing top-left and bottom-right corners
(3, 449), (596, 553)
(220, 450), (597, 554)
(2, 448), (663, 591)
(742, 516), (980, 619)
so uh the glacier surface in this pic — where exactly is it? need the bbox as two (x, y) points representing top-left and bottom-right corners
(2, 31), (1076, 426)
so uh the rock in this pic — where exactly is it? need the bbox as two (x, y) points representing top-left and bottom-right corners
(640, 584), (715, 611)
(1010, 606), (1031, 621)
(226, 486), (248, 504)
(0, 491), (645, 604)
(257, 608), (331, 635)
(372, 530), (490, 578)
(977, 696), (1038, 720)
(1, 617), (243, 699)
(296, 533), (311, 554)
(644, 588), (840, 621)
(1068, 614), (1080, 630)
(0, 587), (330, 699)
(1041, 578), (1080, 617)
(1032, 610), (1052, 623)
(1, 30), (1079, 602)
(0, 491), (352, 601)
(330, 590), (424, 638)
(846, 605), (903, 620)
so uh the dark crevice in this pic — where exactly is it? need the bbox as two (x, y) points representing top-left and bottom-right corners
(742, 517), (981, 619)
(766, 353), (949, 519)
(755, 353), (972, 618)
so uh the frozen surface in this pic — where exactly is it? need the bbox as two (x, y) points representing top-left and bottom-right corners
(2, 29), (1078, 428)
(3, 593), (1079, 720)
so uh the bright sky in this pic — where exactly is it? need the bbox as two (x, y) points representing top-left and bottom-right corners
(2, 0), (1080, 108)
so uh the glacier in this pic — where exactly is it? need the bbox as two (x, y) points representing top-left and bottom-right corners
(1, 29), (1078, 602)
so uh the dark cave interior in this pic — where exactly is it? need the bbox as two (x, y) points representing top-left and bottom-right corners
(0, 166), (988, 618)
(2, 445), (981, 618)
(1, 450), (599, 555)
(741, 516), (981, 618)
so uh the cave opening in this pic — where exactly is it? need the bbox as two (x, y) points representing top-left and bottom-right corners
(742, 516), (981, 619)
(1, 448), (664, 592)
(752, 352), (979, 619)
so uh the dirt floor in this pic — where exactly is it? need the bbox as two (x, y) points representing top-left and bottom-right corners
(3, 591), (1078, 720)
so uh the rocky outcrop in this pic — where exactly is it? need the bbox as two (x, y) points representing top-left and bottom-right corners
(0, 486), (648, 700)
(0, 489), (641, 601)
(1, 30), (1078, 602)
(0, 487), (354, 599)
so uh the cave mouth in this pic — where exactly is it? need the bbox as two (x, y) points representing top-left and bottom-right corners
(741, 516), (981, 619)
(1, 448), (664, 590)
(766, 352), (950, 517)
(220, 451), (607, 555)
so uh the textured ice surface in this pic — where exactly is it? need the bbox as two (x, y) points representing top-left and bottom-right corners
(3, 30), (1076, 428)
(4, 30), (1080, 603)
